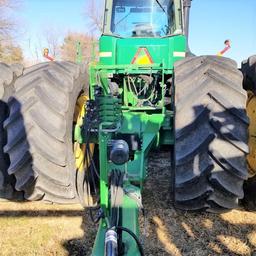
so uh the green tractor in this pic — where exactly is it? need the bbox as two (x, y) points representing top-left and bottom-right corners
(0, 0), (251, 255)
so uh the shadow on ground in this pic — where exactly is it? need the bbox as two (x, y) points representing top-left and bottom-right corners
(0, 151), (255, 256)
(0, 150), (255, 256)
(141, 151), (256, 256)
(62, 211), (97, 256)
(60, 150), (256, 256)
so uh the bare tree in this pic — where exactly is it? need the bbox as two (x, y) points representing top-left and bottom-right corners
(43, 28), (61, 59)
(0, 39), (23, 63)
(0, 0), (24, 63)
(61, 32), (97, 63)
(27, 37), (41, 64)
(85, 0), (104, 35)
(0, 0), (20, 41)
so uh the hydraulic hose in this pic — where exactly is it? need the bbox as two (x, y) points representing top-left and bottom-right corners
(116, 226), (145, 256)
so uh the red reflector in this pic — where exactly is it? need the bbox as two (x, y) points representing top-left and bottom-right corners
(131, 48), (153, 65)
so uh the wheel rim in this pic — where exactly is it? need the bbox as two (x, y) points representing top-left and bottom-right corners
(73, 93), (94, 172)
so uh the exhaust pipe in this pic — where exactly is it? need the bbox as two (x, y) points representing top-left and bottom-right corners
(183, 0), (192, 54)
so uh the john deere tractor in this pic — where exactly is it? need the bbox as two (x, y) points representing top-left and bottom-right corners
(0, 0), (251, 255)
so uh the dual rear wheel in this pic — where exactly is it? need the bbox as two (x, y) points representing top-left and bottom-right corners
(3, 62), (92, 203)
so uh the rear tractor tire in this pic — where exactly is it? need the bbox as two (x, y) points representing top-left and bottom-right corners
(0, 63), (23, 200)
(174, 56), (249, 212)
(241, 55), (256, 93)
(4, 61), (93, 204)
(241, 55), (256, 210)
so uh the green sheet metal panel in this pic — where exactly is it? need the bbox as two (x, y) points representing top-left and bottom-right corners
(99, 35), (186, 70)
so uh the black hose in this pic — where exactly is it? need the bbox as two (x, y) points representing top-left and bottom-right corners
(76, 120), (92, 207)
(116, 226), (145, 256)
(89, 206), (103, 224)
(77, 100), (101, 209)
(86, 141), (100, 179)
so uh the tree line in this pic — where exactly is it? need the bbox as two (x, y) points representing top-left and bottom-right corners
(0, 0), (103, 65)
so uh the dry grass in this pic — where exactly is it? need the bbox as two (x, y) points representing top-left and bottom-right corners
(0, 203), (91, 256)
(0, 151), (256, 255)
(143, 151), (256, 256)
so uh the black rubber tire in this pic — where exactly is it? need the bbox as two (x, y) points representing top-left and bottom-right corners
(0, 63), (23, 199)
(174, 56), (249, 212)
(4, 61), (87, 203)
(241, 55), (256, 211)
(241, 55), (256, 93)
(242, 176), (256, 211)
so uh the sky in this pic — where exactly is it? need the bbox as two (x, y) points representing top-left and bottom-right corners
(189, 0), (256, 65)
(18, 0), (90, 62)
(16, 0), (256, 65)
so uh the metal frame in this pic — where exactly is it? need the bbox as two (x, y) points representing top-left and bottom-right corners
(80, 1), (189, 255)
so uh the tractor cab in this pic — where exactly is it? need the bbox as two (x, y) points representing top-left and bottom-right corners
(92, 0), (188, 110)
(103, 0), (183, 38)
(98, 0), (187, 70)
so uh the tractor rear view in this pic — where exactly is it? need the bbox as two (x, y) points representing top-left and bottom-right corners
(0, 0), (251, 255)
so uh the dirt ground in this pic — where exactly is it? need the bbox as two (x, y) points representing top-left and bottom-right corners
(0, 151), (256, 256)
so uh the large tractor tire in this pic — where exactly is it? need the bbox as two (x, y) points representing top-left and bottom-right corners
(4, 61), (89, 203)
(0, 63), (23, 199)
(241, 55), (256, 93)
(241, 56), (256, 210)
(174, 56), (249, 212)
